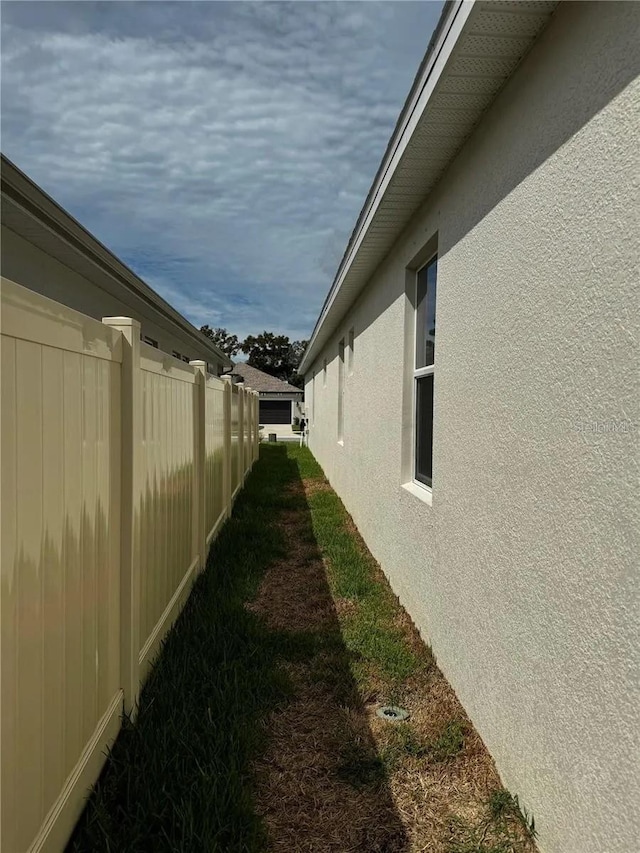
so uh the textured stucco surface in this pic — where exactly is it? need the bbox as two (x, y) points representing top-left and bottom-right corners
(306, 5), (639, 852)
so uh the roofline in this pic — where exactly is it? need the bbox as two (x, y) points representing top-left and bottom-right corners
(313, 0), (457, 327)
(224, 363), (304, 394)
(299, 0), (468, 375)
(0, 153), (233, 370)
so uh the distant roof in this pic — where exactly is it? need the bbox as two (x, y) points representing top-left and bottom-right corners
(228, 363), (303, 394)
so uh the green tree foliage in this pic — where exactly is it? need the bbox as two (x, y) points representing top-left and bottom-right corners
(199, 325), (308, 384)
(199, 326), (240, 357)
(241, 332), (308, 385)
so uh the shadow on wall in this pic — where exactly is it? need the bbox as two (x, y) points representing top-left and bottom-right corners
(5, 504), (117, 853)
(139, 463), (195, 643)
(334, 1), (640, 349)
(67, 444), (408, 852)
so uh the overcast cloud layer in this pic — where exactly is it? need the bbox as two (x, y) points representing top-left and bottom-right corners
(1, 1), (442, 340)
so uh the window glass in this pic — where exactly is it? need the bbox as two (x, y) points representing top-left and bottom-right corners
(415, 374), (434, 486)
(413, 254), (437, 489)
(415, 258), (437, 369)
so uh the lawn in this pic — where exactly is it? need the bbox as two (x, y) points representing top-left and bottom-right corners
(68, 443), (536, 853)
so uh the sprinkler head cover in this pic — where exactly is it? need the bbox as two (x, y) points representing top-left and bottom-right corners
(376, 705), (410, 722)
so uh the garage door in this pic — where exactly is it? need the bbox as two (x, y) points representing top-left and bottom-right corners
(259, 400), (291, 424)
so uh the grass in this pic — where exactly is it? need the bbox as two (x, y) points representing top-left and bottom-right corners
(68, 446), (304, 852)
(68, 444), (538, 853)
(448, 788), (537, 853)
(302, 480), (423, 692)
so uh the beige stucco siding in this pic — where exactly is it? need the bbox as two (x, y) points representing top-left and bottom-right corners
(1, 225), (225, 371)
(306, 4), (639, 853)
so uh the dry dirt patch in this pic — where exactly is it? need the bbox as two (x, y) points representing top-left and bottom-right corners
(251, 477), (537, 853)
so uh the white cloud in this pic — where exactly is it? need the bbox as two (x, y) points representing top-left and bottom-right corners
(1, 0), (443, 341)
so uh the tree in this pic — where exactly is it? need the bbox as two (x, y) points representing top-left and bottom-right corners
(241, 332), (293, 380)
(286, 339), (308, 388)
(239, 333), (308, 384)
(199, 326), (240, 357)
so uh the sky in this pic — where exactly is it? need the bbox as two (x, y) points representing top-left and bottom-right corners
(1, 1), (443, 342)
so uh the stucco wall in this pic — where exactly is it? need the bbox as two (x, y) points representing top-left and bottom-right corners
(1, 225), (225, 371)
(306, 4), (639, 853)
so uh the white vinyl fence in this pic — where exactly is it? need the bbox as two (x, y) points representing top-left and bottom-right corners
(1, 279), (259, 853)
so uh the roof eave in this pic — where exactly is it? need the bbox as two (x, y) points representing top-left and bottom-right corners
(299, 0), (558, 375)
(0, 154), (233, 370)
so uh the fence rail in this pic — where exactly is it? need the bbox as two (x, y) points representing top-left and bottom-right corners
(1, 278), (259, 853)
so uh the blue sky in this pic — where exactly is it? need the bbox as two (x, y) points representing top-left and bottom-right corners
(1, 1), (443, 341)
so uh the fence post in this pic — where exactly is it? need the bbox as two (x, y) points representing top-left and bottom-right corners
(254, 391), (259, 463)
(236, 382), (245, 481)
(190, 361), (207, 573)
(221, 375), (232, 518)
(102, 316), (142, 717)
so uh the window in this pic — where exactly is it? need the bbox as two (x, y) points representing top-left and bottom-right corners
(414, 256), (437, 487)
(311, 371), (316, 425)
(323, 358), (327, 387)
(337, 339), (345, 443)
(182, 355), (190, 363)
(142, 334), (158, 348)
(172, 350), (182, 360)
(348, 328), (354, 374)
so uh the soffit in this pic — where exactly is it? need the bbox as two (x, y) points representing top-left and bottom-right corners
(301, 0), (557, 373)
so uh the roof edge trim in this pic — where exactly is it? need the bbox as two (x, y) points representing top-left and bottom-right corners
(299, 0), (473, 374)
(1, 154), (232, 369)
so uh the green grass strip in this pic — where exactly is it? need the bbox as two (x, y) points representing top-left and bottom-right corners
(68, 444), (425, 852)
(68, 445), (301, 853)
(285, 446), (423, 692)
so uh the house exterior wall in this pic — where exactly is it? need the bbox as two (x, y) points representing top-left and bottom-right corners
(305, 5), (639, 853)
(1, 225), (226, 373)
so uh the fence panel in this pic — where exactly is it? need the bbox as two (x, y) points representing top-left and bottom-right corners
(138, 347), (198, 678)
(1, 279), (123, 853)
(1, 280), (264, 852)
(253, 393), (259, 462)
(204, 375), (226, 542)
(230, 384), (240, 497)
(242, 389), (251, 475)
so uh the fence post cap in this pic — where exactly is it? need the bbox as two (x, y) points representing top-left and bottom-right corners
(102, 316), (141, 329)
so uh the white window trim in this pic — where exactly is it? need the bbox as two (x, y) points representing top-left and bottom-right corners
(337, 338), (345, 444)
(401, 479), (433, 506)
(411, 255), (436, 495)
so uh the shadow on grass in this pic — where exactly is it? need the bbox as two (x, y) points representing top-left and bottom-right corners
(68, 444), (407, 852)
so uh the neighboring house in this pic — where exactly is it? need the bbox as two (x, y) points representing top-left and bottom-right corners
(226, 363), (303, 434)
(300, 4), (638, 853)
(0, 155), (232, 374)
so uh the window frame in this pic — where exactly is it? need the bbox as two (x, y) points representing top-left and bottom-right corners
(337, 338), (345, 444)
(348, 328), (354, 375)
(412, 254), (437, 491)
